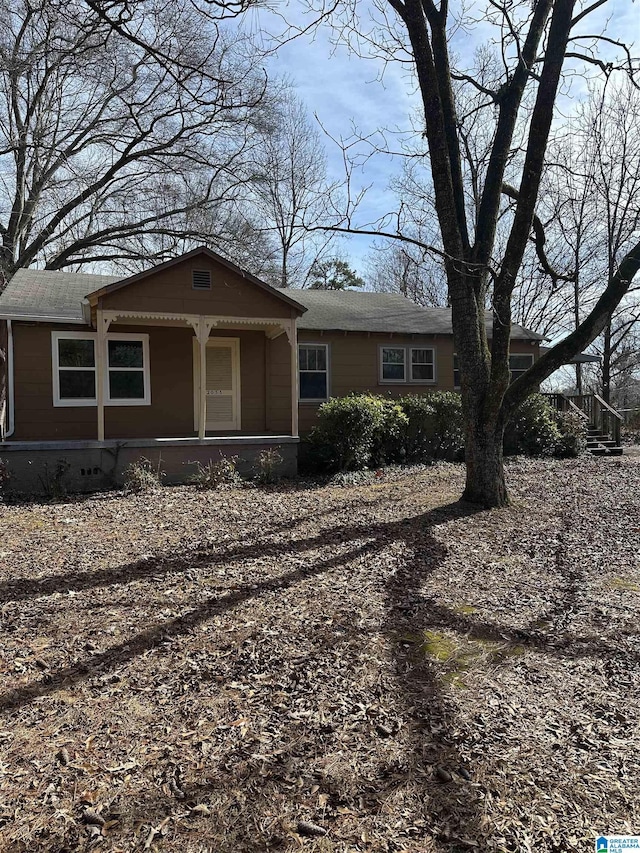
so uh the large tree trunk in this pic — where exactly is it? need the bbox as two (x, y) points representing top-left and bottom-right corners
(462, 415), (508, 507)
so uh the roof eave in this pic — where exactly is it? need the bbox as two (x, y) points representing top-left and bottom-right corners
(0, 312), (87, 324)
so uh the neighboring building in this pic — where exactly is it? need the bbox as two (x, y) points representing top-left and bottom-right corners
(0, 247), (542, 490)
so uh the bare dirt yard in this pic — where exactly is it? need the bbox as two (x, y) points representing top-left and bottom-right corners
(0, 455), (639, 853)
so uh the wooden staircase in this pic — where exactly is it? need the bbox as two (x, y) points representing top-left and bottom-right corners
(586, 426), (623, 456)
(544, 393), (624, 457)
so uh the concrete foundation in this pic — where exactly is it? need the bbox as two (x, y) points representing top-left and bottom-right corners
(0, 436), (298, 496)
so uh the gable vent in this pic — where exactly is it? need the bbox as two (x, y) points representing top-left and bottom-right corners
(192, 269), (212, 290)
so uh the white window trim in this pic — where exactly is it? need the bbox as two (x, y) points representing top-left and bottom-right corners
(52, 331), (97, 407)
(52, 331), (151, 408)
(298, 342), (330, 403)
(379, 346), (407, 384)
(409, 347), (436, 384)
(379, 345), (437, 385)
(105, 333), (151, 406)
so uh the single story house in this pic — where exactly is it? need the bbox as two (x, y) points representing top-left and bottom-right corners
(0, 247), (542, 490)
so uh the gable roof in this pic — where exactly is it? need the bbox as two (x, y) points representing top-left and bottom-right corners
(85, 247), (307, 314)
(0, 248), (306, 323)
(284, 289), (544, 340)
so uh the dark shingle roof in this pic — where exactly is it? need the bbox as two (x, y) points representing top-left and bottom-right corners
(0, 269), (121, 322)
(0, 269), (543, 341)
(283, 289), (544, 340)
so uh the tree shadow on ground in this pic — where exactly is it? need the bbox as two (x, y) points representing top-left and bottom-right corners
(0, 497), (630, 852)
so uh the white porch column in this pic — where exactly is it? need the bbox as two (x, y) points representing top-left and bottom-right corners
(198, 318), (207, 440)
(96, 308), (111, 442)
(288, 318), (299, 438)
(195, 317), (217, 440)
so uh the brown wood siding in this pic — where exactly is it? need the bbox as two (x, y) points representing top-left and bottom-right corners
(10, 322), (270, 441)
(105, 325), (193, 438)
(297, 330), (540, 433)
(265, 334), (292, 434)
(100, 256), (293, 319)
(12, 322), (97, 440)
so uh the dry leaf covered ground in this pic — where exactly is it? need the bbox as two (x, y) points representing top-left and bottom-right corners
(0, 455), (639, 853)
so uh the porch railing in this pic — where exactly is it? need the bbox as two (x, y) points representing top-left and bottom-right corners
(544, 392), (622, 446)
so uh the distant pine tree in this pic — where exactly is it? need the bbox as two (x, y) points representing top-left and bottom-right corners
(308, 259), (364, 290)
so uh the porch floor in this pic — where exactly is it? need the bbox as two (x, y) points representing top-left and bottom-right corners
(0, 435), (298, 451)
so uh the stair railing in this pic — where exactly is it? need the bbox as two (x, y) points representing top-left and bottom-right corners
(565, 397), (590, 421)
(543, 392), (622, 446)
(592, 393), (623, 448)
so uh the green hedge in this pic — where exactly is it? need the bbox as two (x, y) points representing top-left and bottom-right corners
(399, 392), (465, 463)
(304, 392), (586, 473)
(305, 391), (465, 473)
(305, 394), (407, 471)
(503, 393), (562, 457)
(503, 393), (588, 458)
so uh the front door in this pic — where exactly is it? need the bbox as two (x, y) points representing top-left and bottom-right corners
(194, 337), (241, 431)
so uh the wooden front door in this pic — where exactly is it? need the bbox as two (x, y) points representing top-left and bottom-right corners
(194, 337), (241, 432)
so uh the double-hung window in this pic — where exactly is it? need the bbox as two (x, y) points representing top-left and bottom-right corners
(53, 333), (97, 406)
(52, 332), (150, 407)
(381, 347), (406, 381)
(509, 353), (534, 381)
(299, 344), (329, 401)
(107, 335), (150, 404)
(410, 348), (435, 382)
(380, 346), (436, 383)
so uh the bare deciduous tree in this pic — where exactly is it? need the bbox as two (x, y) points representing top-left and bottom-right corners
(294, 0), (640, 505)
(366, 239), (447, 306)
(250, 91), (335, 287)
(0, 0), (272, 283)
(513, 79), (640, 399)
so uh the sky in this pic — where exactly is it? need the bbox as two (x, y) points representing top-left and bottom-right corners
(244, 0), (640, 277)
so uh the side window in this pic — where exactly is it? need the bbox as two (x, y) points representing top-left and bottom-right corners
(299, 344), (328, 401)
(380, 347), (406, 382)
(410, 348), (435, 382)
(454, 353), (534, 386)
(453, 353), (460, 388)
(107, 337), (150, 404)
(53, 334), (97, 406)
(509, 353), (534, 381)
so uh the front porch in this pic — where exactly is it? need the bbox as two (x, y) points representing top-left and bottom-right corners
(0, 435), (299, 494)
(94, 307), (300, 442)
(0, 247), (310, 492)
